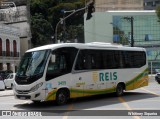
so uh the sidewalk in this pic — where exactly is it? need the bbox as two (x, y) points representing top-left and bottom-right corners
(0, 89), (14, 97)
(149, 75), (155, 82)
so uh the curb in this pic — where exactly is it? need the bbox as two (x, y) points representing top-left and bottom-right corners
(0, 90), (14, 97)
(0, 94), (14, 97)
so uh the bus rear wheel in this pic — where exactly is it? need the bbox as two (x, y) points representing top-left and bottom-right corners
(56, 89), (68, 105)
(116, 84), (124, 96)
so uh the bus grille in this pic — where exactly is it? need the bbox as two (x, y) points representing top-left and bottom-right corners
(16, 90), (30, 94)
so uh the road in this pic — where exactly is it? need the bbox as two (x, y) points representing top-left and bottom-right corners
(0, 76), (160, 119)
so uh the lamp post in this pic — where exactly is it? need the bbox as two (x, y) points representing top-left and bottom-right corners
(61, 10), (75, 43)
(55, 7), (87, 43)
(123, 16), (134, 47)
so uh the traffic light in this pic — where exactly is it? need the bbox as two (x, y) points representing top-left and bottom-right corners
(86, 2), (95, 20)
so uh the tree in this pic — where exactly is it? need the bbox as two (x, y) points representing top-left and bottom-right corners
(31, 13), (54, 46)
(113, 26), (129, 45)
(48, 1), (85, 42)
(156, 6), (160, 22)
(30, 0), (85, 46)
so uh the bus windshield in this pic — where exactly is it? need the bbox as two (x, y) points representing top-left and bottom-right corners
(17, 50), (50, 77)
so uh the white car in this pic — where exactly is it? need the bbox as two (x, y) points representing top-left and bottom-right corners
(0, 79), (5, 90)
(4, 73), (16, 89)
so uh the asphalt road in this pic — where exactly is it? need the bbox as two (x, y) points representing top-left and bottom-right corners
(0, 76), (160, 119)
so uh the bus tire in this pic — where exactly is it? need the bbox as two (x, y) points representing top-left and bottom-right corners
(32, 100), (41, 104)
(116, 83), (124, 96)
(56, 89), (68, 105)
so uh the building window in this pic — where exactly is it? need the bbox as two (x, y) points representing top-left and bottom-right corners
(6, 39), (10, 56)
(0, 63), (2, 70)
(0, 38), (2, 56)
(145, 34), (152, 41)
(7, 63), (11, 71)
(13, 40), (17, 57)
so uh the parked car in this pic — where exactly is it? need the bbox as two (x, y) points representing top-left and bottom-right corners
(0, 70), (13, 80)
(155, 73), (160, 84)
(4, 73), (16, 89)
(0, 76), (5, 90)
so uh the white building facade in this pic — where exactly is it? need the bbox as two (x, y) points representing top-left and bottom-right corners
(0, 24), (20, 72)
(0, 0), (31, 57)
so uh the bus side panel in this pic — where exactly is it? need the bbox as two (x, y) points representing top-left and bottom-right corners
(133, 68), (149, 89)
(125, 68), (148, 91)
(45, 73), (72, 101)
(44, 68), (148, 101)
(70, 71), (117, 98)
(70, 71), (99, 98)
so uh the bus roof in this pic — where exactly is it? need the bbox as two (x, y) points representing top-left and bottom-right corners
(26, 42), (145, 52)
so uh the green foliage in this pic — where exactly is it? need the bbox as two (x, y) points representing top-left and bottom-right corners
(156, 6), (160, 22)
(31, 13), (54, 46)
(30, 0), (85, 47)
(113, 26), (129, 45)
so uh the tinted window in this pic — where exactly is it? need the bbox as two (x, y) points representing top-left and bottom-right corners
(102, 50), (122, 69)
(46, 47), (78, 81)
(75, 49), (146, 71)
(122, 51), (146, 68)
(75, 50), (102, 70)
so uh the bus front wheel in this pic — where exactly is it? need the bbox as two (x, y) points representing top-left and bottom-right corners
(116, 84), (124, 96)
(56, 89), (68, 105)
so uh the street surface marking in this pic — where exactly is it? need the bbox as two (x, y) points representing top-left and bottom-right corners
(62, 104), (73, 119)
(141, 88), (160, 96)
(118, 97), (140, 119)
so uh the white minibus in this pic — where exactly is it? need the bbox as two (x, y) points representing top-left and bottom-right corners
(13, 43), (148, 105)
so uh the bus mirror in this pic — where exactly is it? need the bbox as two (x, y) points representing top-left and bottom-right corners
(51, 55), (56, 63)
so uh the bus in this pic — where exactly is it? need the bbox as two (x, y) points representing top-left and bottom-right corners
(13, 42), (149, 105)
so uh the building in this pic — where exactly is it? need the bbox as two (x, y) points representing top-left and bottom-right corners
(0, 0), (31, 72)
(144, 0), (160, 10)
(84, 11), (160, 73)
(0, 0), (31, 57)
(86, 0), (144, 12)
(0, 24), (20, 72)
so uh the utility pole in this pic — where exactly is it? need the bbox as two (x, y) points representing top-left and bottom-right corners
(123, 16), (134, 47)
(55, 7), (87, 43)
(55, 2), (94, 43)
(60, 10), (75, 43)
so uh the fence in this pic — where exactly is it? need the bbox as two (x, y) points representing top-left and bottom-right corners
(148, 61), (160, 74)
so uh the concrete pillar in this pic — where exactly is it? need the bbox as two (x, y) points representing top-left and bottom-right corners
(11, 64), (15, 73)
(3, 64), (7, 70)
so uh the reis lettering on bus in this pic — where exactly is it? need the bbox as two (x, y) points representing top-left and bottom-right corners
(99, 72), (117, 81)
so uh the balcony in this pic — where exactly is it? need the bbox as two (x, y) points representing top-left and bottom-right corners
(0, 51), (20, 57)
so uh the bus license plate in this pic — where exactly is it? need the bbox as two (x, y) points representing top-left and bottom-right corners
(20, 97), (26, 100)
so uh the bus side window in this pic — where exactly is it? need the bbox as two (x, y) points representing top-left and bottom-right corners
(75, 51), (85, 70)
(46, 47), (78, 81)
(75, 50), (102, 70)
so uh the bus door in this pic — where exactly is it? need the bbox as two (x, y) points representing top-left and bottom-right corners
(71, 72), (85, 98)
(72, 71), (97, 97)
(73, 50), (99, 97)
(46, 47), (79, 99)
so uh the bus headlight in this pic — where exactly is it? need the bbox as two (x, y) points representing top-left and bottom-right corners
(30, 82), (43, 92)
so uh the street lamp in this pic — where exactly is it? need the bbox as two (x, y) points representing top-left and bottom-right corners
(55, 8), (86, 43)
(55, 2), (94, 43)
(123, 16), (134, 47)
(61, 10), (75, 43)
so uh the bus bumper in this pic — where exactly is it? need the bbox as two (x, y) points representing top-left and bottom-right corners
(14, 89), (45, 101)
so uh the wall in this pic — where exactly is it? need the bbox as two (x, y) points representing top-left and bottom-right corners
(84, 12), (113, 43)
(0, 25), (20, 72)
